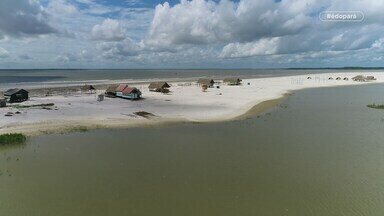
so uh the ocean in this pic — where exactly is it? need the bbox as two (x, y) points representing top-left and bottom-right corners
(0, 69), (365, 89)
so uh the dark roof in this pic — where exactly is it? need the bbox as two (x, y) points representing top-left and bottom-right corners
(4, 88), (28, 96)
(197, 78), (215, 85)
(148, 82), (170, 89)
(223, 78), (241, 83)
(81, 85), (96, 91)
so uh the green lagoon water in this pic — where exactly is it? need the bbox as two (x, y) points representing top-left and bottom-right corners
(1, 84), (384, 216)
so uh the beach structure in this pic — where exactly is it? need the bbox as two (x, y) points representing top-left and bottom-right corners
(4, 88), (29, 103)
(115, 84), (142, 100)
(352, 75), (366, 82)
(148, 82), (170, 92)
(0, 98), (6, 107)
(197, 79), (215, 88)
(307, 77), (312, 79)
(366, 76), (376, 81)
(328, 77), (334, 80)
(343, 77), (349, 81)
(105, 84), (119, 97)
(97, 94), (104, 102)
(223, 78), (242, 85)
(81, 85), (96, 93)
(336, 77), (341, 80)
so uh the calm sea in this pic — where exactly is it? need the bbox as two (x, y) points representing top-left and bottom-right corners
(0, 69), (368, 89)
(1, 84), (384, 215)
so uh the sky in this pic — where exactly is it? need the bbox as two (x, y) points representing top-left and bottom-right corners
(0, 0), (384, 69)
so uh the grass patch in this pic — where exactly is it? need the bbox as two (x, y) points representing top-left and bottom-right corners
(0, 133), (27, 145)
(66, 126), (89, 133)
(367, 104), (384, 109)
(134, 111), (155, 119)
(11, 103), (55, 109)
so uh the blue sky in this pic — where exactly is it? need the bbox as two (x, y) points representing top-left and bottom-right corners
(0, 0), (384, 69)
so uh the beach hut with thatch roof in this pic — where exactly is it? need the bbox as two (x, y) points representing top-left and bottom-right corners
(197, 79), (215, 88)
(223, 78), (242, 85)
(4, 88), (29, 103)
(366, 76), (376, 81)
(148, 82), (170, 92)
(81, 85), (96, 93)
(352, 75), (366, 82)
(105, 84), (119, 97)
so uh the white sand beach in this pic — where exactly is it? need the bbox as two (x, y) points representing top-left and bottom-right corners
(1, 72), (384, 135)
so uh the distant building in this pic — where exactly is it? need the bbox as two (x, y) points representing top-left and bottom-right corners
(148, 82), (170, 92)
(223, 78), (242, 85)
(81, 85), (96, 93)
(197, 79), (215, 88)
(352, 75), (366, 82)
(115, 85), (142, 100)
(4, 88), (29, 103)
(105, 84), (119, 97)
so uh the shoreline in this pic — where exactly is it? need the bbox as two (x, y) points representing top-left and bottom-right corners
(1, 72), (384, 136)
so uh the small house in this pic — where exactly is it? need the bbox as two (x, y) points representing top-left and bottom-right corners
(4, 88), (29, 103)
(197, 79), (215, 88)
(81, 85), (96, 93)
(105, 84), (119, 97)
(116, 85), (142, 100)
(223, 78), (242, 85)
(352, 75), (366, 82)
(148, 82), (170, 92)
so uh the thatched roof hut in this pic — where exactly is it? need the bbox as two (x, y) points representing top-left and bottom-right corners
(223, 78), (242, 85)
(366, 76), (376, 81)
(148, 82), (170, 92)
(105, 84), (119, 97)
(81, 85), (96, 93)
(197, 78), (215, 87)
(352, 75), (366, 82)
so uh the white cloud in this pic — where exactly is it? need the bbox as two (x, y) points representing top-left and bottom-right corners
(92, 19), (126, 41)
(0, 47), (10, 58)
(0, 0), (56, 37)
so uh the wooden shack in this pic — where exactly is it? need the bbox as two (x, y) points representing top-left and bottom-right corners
(4, 88), (29, 103)
(223, 78), (242, 85)
(148, 82), (170, 92)
(197, 79), (215, 88)
(115, 85), (142, 100)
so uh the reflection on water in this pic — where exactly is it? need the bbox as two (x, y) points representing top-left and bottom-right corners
(1, 84), (384, 216)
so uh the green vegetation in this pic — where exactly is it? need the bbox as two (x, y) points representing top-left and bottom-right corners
(134, 111), (155, 119)
(367, 104), (384, 109)
(66, 126), (89, 133)
(0, 133), (27, 145)
(11, 103), (55, 109)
